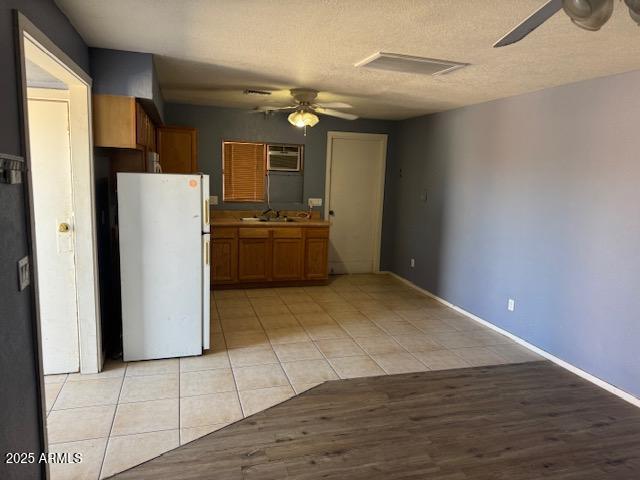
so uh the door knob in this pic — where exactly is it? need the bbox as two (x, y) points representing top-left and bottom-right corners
(58, 222), (70, 233)
(329, 210), (335, 216)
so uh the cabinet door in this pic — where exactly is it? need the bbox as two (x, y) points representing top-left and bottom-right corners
(211, 238), (237, 285)
(147, 120), (157, 152)
(272, 238), (304, 281)
(158, 127), (198, 173)
(305, 238), (329, 280)
(238, 238), (270, 282)
(135, 102), (147, 147)
(92, 95), (136, 148)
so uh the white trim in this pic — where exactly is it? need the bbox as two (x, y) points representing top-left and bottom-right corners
(324, 131), (388, 273)
(20, 24), (102, 374)
(381, 270), (640, 409)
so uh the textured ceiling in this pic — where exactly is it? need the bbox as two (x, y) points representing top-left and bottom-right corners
(56, 0), (640, 120)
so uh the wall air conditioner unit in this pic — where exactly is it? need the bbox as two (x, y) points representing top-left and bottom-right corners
(267, 144), (303, 172)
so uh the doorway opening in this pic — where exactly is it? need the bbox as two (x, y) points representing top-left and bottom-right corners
(18, 15), (102, 380)
(324, 131), (388, 274)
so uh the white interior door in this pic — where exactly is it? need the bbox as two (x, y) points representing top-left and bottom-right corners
(326, 133), (387, 274)
(28, 94), (80, 374)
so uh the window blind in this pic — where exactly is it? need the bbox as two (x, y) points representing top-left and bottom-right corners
(223, 142), (266, 202)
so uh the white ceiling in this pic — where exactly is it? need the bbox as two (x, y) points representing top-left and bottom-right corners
(56, 0), (640, 120)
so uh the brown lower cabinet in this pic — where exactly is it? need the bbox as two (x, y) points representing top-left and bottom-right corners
(211, 228), (238, 285)
(212, 226), (329, 287)
(238, 228), (270, 282)
(304, 238), (329, 279)
(272, 228), (304, 281)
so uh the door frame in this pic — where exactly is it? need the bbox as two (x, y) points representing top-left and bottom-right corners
(324, 131), (388, 273)
(16, 12), (102, 379)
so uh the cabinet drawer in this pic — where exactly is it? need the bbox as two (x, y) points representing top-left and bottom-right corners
(272, 228), (302, 239)
(305, 227), (329, 239)
(212, 227), (237, 239)
(239, 227), (270, 238)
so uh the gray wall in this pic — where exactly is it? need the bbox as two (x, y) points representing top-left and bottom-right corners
(90, 48), (164, 123)
(383, 70), (640, 398)
(165, 103), (394, 214)
(0, 1), (89, 479)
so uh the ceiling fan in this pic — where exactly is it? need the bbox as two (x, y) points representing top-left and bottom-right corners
(494, 0), (640, 48)
(255, 88), (358, 130)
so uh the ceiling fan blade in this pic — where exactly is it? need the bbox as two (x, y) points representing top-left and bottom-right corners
(254, 105), (296, 112)
(493, 0), (563, 48)
(314, 102), (353, 109)
(315, 107), (358, 121)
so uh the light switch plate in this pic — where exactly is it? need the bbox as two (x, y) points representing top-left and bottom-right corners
(308, 198), (322, 207)
(210, 195), (219, 206)
(18, 256), (30, 291)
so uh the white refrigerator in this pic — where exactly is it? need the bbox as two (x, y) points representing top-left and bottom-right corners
(117, 172), (211, 362)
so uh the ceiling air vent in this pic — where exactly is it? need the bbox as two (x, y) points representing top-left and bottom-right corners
(355, 52), (468, 76)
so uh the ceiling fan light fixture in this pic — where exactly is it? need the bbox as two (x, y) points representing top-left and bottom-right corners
(625, 0), (640, 24)
(562, 0), (613, 31)
(288, 109), (319, 128)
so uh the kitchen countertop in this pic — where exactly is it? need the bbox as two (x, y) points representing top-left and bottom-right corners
(211, 217), (330, 227)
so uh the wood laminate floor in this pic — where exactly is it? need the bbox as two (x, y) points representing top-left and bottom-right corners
(111, 361), (640, 479)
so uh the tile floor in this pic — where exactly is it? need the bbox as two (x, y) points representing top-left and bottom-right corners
(44, 273), (542, 479)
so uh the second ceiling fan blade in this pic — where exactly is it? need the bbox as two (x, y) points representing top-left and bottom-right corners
(316, 107), (358, 120)
(314, 102), (353, 109)
(255, 105), (296, 111)
(494, 0), (563, 48)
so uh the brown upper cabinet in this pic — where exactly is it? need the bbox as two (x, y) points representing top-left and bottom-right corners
(158, 126), (198, 173)
(93, 95), (156, 150)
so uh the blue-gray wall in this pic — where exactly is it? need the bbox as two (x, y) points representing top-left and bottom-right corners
(90, 48), (164, 123)
(165, 103), (394, 214)
(383, 70), (640, 398)
(0, 2), (89, 479)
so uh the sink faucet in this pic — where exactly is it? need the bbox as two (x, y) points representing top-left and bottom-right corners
(259, 208), (280, 219)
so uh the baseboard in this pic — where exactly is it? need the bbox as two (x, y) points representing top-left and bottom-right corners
(380, 270), (640, 408)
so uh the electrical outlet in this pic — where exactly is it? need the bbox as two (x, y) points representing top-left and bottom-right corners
(308, 198), (322, 207)
(410, 258), (415, 268)
(507, 298), (515, 312)
(210, 195), (218, 206)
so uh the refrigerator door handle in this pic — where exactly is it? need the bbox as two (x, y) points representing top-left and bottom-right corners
(203, 198), (210, 226)
(202, 233), (211, 350)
